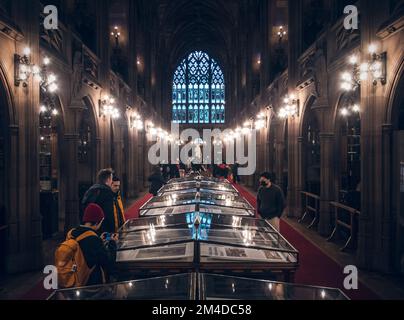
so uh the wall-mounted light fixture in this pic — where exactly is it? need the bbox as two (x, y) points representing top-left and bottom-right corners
(341, 44), (387, 91)
(279, 94), (299, 118)
(255, 109), (270, 130)
(340, 104), (360, 117)
(14, 47), (33, 87)
(99, 95), (120, 118)
(111, 26), (121, 48)
(277, 26), (287, 42)
(40, 103), (59, 117)
(367, 43), (387, 85)
(14, 47), (57, 91)
(130, 111), (143, 131)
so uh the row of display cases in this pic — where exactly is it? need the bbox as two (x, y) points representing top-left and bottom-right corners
(119, 177), (299, 281)
(140, 176), (254, 217)
(49, 176), (348, 300)
(116, 212), (299, 282)
(49, 273), (348, 300)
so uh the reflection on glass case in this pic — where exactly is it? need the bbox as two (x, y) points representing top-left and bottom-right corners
(168, 176), (230, 184)
(159, 180), (237, 195)
(200, 274), (349, 300)
(116, 213), (298, 282)
(139, 192), (254, 215)
(48, 273), (348, 300)
(48, 273), (195, 300)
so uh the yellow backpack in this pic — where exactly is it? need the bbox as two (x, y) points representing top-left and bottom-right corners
(55, 229), (97, 288)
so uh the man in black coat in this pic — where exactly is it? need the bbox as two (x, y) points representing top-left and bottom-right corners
(82, 168), (116, 233)
(148, 166), (166, 196)
(257, 172), (285, 231)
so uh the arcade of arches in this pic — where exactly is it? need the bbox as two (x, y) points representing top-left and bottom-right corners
(0, 0), (404, 299)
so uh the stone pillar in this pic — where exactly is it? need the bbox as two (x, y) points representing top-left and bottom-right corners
(127, 128), (139, 198)
(318, 132), (335, 236)
(275, 140), (285, 189)
(5, 0), (43, 273)
(357, 0), (389, 271)
(260, 0), (271, 93)
(64, 133), (80, 231)
(128, 0), (138, 95)
(287, 118), (301, 218)
(378, 124), (394, 270)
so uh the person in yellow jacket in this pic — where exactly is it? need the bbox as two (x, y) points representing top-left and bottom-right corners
(111, 176), (126, 232)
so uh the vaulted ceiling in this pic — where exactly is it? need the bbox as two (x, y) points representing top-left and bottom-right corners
(156, 0), (241, 71)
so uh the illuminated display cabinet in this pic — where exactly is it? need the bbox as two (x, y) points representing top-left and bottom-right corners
(116, 213), (298, 282)
(48, 273), (348, 300)
(139, 191), (254, 216)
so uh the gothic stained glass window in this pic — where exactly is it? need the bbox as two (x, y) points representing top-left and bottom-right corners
(172, 51), (225, 124)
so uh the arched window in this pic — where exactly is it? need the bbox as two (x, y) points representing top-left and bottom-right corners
(172, 51), (225, 124)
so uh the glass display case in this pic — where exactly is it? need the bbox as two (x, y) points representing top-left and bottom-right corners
(199, 273), (348, 300)
(158, 180), (237, 195)
(199, 204), (254, 217)
(168, 176), (229, 184)
(48, 273), (196, 300)
(140, 204), (197, 217)
(48, 273), (348, 300)
(116, 213), (298, 282)
(139, 192), (254, 216)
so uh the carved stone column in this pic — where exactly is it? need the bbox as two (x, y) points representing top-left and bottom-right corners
(318, 132), (335, 236)
(63, 133), (80, 231)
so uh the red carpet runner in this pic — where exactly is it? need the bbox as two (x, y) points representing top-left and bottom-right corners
(125, 193), (153, 220)
(232, 183), (379, 300)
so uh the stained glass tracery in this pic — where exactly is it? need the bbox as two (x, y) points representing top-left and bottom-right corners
(172, 51), (225, 124)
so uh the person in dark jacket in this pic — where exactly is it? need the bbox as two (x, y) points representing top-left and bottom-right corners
(161, 163), (171, 181)
(81, 168), (116, 233)
(257, 172), (285, 231)
(70, 203), (117, 286)
(231, 162), (240, 184)
(111, 175), (126, 232)
(170, 164), (180, 179)
(148, 166), (166, 196)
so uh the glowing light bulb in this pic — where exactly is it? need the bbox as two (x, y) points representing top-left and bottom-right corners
(48, 74), (56, 83)
(52, 109), (59, 116)
(49, 83), (58, 92)
(341, 72), (352, 81)
(360, 63), (369, 73)
(40, 105), (47, 113)
(32, 65), (40, 74)
(368, 43), (377, 54)
(340, 108), (349, 116)
(352, 104), (360, 113)
(359, 72), (368, 81)
(349, 55), (358, 65)
(23, 47), (31, 56)
(43, 57), (50, 65)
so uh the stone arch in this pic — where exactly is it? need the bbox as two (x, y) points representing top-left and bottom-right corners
(77, 96), (99, 202)
(332, 92), (361, 209)
(0, 62), (16, 275)
(38, 91), (68, 235)
(386, 52), (404, 127)
(300, 94), (321, 195)
(385, 52), (404, 274)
